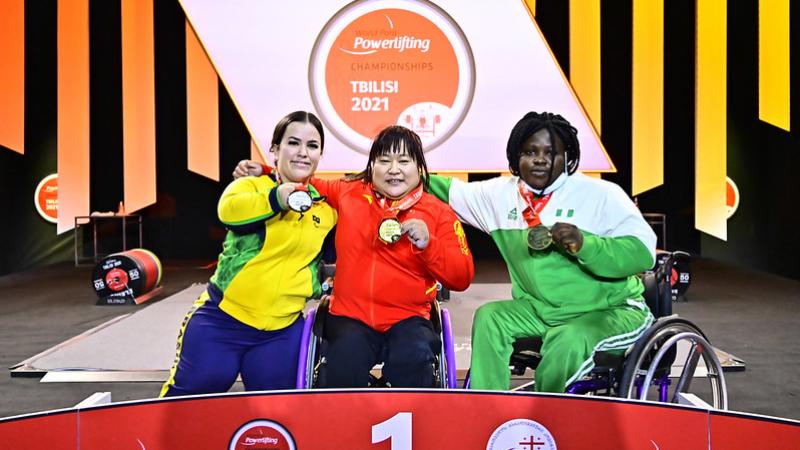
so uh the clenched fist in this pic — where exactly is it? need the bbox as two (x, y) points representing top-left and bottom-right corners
(550, 222), (583, 254)
(401, 219), (430, 250)
(233, 159), (263, 179)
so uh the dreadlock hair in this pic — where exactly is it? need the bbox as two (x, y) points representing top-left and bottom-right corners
(356, 125), (430, 191)
(270, 111), (325, 152)
(506, 111), (581, 177)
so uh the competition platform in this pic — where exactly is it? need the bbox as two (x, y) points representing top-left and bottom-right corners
(8, 283), (742, 382)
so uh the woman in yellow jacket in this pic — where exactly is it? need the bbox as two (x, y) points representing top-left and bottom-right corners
(161, 111), (337, 396)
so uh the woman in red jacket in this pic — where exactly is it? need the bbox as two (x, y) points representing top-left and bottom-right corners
(314, 125), (474, 388)
(235, 125), (474, 387)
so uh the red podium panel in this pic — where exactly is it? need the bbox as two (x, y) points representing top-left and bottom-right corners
(76, 391), (707, 449)
(0, 411), (77, 450)
(2, 390), (798, 449)
(710, 412), (800, 450)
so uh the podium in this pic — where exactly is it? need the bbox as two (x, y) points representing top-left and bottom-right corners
(1, 390), (798, 449)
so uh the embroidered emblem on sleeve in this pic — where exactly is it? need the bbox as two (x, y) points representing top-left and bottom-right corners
(453, 220), (470, 255)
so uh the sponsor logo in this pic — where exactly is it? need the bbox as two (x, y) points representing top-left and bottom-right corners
(486, 419), (557, 450)
(508, 207), (518, 220)
(34, 174), (58, 223)
(309, 0), (475, 153)
(343, 36), (431, 55)
(229, 419), (295, 450)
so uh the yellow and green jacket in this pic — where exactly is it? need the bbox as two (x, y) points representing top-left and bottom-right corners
(207, 174), (337, 330)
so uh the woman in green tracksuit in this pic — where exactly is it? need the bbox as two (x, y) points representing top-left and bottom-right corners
(428, 111), (657, 392)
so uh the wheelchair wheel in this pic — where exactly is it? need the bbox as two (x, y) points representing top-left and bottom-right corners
(618, 316), (727, 409)
(296, 307), (320, 389)
(296, 299), (329, 389)
(440, 307), (457, 388)
(431, 302), (457, 388)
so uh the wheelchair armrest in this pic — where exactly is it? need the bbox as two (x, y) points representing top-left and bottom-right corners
(640, 272), (662, 317)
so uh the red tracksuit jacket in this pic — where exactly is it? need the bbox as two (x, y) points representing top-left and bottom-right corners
(312, 178), (474, 332)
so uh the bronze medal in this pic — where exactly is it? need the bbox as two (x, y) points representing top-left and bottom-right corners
(287, 190), (313, 213)
(378, 218), (402, 244)
(527, 225), (552, 251)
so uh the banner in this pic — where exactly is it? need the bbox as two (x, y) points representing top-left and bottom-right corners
(179, 0), (615, 172)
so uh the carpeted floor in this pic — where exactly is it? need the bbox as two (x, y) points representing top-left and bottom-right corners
(0, 258), (798, 420)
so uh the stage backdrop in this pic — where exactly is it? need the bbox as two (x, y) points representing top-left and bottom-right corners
(179, 0), (614, 173)
(2, 1), (799, 280)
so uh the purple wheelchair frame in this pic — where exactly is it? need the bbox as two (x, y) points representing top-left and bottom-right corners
(462, 365), (671, 400)
(296, 307), (318, 389)
(295, 302), (458, 389)
(565, 373), (671, 400)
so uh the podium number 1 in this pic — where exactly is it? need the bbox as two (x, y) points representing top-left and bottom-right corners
(372, 412), (412, 449)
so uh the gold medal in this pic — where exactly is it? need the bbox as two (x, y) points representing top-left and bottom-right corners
(378, 218), (402, 244)
(527, 225), (552, 251)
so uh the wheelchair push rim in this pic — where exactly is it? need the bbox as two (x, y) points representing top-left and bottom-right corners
(296, 307), (317, 389)
(620, 319), (728, 410)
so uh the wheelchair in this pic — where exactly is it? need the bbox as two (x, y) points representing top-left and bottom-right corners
(295, 264), (458, 389)
(477, 251), (729, 409)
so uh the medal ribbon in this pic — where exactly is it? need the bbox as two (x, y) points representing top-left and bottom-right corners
(518, 181), (552, 227)
(374, 185), (424, 243)
(375, 184), (424, 216)
(260, 163), (274, 176)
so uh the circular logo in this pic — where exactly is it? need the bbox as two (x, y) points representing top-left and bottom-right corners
(34, 174), (58, 223)
(725, 176), (739, 219)
(229, 419), (296, 450)
(486, 419), (557, 450)
(309, 0), (475, 153)
(105, 268), (129, 292)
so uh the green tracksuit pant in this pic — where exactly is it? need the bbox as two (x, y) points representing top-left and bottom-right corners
(470, 298), (653, 392)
